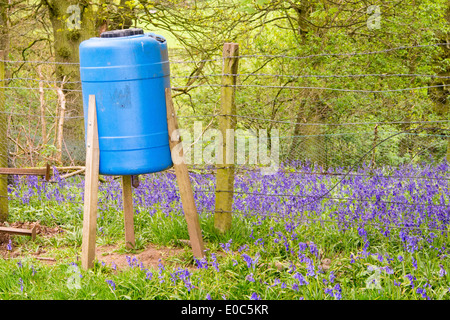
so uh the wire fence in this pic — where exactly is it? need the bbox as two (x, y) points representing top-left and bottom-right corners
(1, 42), (450, 240)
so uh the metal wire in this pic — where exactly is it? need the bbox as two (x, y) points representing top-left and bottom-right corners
(1, 42), (449, 66)
(171, 73), (450, 80)
(0, 86), (82, 92)
(5, 72), (450, 84)
(234, 43), (450, 60)
(171, 83), (448, 93)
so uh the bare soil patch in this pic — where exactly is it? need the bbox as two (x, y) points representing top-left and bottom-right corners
(1, 221), (191, 270)
(0, 221), (63, 259)
(96, 244), (189, 271)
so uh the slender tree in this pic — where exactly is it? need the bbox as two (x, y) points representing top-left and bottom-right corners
(42, 0), (98, 162)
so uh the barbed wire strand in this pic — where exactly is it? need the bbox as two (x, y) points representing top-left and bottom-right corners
(2, 42), (449, 65)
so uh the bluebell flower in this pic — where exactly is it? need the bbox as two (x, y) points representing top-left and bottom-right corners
(412, 257), (418, 270)
(194, 257), (208, 269)
(106, 279), (116, 291)
(250, 292), (260, 300)
(245, 273), (255, 282)
(219, 239), (232, 253)
(324, 283), (342, 300)
(242, 254), (256, 269)
(416, 287), (431, 300)
(298, 242), (308, 252)
(309, 241), (319, 258)
(238, 244), (249, 253)
(272, 279), (281, 287)
(329, 271), (335, 283)
(306, 260), (315, 277)
(293, 272), (309, 286)
(439, 265), (447, 277)
(254, 238), (264, 247)
(211, 253), (220, 272)
(6, 239), (12, 251)
(381, 266), (394, 275)
(206, 293), (212, 300)
(405, 274), (416, 288)
(377, 253), (383, 263)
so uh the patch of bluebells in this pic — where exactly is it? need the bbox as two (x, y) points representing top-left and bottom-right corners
(170, 268), (194, 292)
(7, 161), (450, 299)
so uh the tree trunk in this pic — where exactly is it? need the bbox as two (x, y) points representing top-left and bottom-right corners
(43, 0), (97, 165)
(286, 2), (328, 169)
(429, 2), (450, 162)
(0, 0), (8, 56)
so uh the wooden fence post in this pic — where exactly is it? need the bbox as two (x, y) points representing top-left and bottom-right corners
(165, 88), (205, 259)
(122, 175), (135, 249)
(214, 43), (239, 234)
(0, 50), (8, 222)
(81, 95), (100, 270)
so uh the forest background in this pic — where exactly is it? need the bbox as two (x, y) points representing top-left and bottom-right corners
(0, 0), (449, 170)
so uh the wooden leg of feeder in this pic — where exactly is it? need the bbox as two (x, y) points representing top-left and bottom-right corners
(165, 88), (205, 259)
(81, 95), (100, 270)
(122, 175), (135, 249)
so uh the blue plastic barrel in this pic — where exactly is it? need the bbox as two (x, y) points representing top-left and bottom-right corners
(79, 28), (173, 175)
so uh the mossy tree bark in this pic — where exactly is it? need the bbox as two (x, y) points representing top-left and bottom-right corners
(286, 2), (329, 169)
(0, 0), (8, 57)
(43, 0), (98, 164)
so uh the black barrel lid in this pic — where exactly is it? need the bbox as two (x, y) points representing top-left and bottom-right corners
(100, 28), (144, 38)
